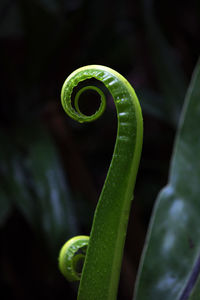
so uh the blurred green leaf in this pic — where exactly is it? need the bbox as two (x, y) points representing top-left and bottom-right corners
(134, 58), (200, 299)
(189, 272), (200, 299)
(23, 125), (79, 253)
(141, 0), (187, 126)
(0, 124), (78, 255)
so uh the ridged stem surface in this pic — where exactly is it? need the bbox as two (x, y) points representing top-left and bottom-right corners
(60, 65), (143, 300)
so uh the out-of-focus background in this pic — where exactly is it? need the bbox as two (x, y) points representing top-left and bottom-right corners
(0, 0), (200, 299)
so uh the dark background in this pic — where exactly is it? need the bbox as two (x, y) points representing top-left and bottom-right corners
(0, 0), (200, 299)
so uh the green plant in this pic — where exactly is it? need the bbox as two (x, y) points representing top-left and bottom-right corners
(59, 65), (143, 299)
(59, 59), (200, 300)
(134, 58), (200, 300)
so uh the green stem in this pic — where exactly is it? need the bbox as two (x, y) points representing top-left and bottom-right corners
(59, 65), (143, 300)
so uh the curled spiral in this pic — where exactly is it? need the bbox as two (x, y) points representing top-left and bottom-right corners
(61, 67), (107, 123)
(74, 85), (106, 120)
(59, 67), (108, 283)
(59, 236), (89, 281)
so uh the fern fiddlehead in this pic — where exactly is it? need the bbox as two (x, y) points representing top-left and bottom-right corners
(58, 65), (143, 300)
